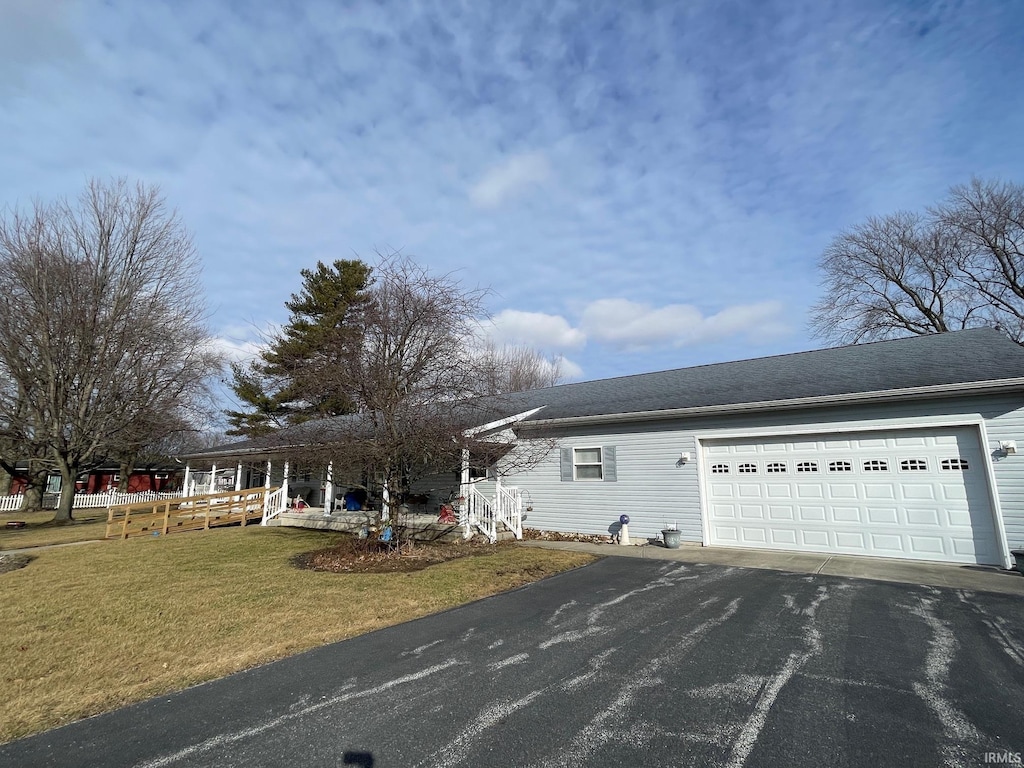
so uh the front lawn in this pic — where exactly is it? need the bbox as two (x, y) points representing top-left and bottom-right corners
(0, 509), (108, 551)
(0, 526), (594, 744)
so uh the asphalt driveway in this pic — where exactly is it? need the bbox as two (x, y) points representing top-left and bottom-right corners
(3, 558), (1023, 768)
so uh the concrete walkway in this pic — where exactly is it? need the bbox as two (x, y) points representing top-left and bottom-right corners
(521, 539), (1024, 596)
(0, 538), (108, 556)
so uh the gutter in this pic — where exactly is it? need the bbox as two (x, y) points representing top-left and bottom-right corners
(519, 377), (1024, 429)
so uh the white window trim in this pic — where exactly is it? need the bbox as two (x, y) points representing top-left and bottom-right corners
(573, 446), (604, 481)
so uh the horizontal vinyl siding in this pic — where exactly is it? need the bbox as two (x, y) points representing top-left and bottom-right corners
(981, 399), (1024, 549)
(505, 393), (1024, 552)
(503, 429), (701, 543)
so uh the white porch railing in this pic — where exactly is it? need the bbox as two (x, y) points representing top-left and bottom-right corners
(459, 484), (523, 543)
(494, 485), (523, 539)
(0, 490), (181, 513)
(261, 486), (288, 525)
(460, 485), (496, 542)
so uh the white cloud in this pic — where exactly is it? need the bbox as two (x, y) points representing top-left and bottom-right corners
(484, 309), (586, 351)
(580, 299), (788, 351)
(470, 151), (551, 209)
(0, 0), (81, 84)
(554, 355), (584, 381)
(206, 335), (265, 364)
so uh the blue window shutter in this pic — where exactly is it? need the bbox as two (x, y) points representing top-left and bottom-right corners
(560, 448), (574, 481)
(603, 445), (617, 481)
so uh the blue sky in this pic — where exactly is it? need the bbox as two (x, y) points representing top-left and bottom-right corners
(2, 0), (1023, 390)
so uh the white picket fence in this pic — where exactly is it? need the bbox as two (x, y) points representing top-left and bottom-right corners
(0, 490), (181, 513)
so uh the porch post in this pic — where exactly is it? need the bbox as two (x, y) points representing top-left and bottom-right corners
(209, 464), (217, 496)
(264, 460), (271, 490)
(234, 462), (242, 492)
(460, 448), (470, 501)
(325, 461), (334, 514)
(182, 463), (191, 497)
(282, 460), (290, 507)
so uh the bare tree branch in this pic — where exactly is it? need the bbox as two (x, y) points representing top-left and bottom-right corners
(0, 179), (222, 520)
(811, 179), (1024, 345)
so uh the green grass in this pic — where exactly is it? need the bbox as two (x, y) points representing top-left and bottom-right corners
(0, 526), (594, 743)
(0, 509), (109, 551)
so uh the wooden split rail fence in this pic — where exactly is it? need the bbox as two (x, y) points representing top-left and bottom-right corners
(105, 487), (279, 540)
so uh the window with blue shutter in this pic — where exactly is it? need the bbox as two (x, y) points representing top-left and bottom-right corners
(561, 446), (617, 481)
(602, 445), (617, 482)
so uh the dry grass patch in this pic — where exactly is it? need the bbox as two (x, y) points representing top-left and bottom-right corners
(0, 509), (108, 550)
(0, 526), (594, 744)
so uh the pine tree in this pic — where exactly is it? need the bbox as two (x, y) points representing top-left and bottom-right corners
(225, 259), (373, 437)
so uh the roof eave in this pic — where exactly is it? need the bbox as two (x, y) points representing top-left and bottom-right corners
(519, 377), (1024, 429)
(178, 443), (309, 462)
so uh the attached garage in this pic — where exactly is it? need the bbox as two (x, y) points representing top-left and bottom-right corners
(701, 426), (1002, 565)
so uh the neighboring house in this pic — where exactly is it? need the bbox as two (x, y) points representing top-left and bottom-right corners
(6, 465), (182, 495)
(184, 328), (1024, 569)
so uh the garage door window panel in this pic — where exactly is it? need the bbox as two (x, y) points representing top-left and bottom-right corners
(900, 459), (928, 471)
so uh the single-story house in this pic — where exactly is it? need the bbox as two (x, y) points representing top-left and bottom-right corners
(184, 328), (1024, 569)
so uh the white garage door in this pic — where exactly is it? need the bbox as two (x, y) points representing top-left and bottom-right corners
(703, 427), (1001, 565)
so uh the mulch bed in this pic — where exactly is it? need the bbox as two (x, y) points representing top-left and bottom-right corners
(522, 527), (610, 544)
(292, 535), (515, 574)
(0, 553), (31, 575)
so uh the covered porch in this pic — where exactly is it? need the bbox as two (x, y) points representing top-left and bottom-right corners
(178, 449), (524, 543)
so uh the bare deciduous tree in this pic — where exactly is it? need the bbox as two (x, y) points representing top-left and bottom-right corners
(474, 341), (565, 395)
(280, 253), (555, 522)
(0, 179), (222, 521)
(811, 178), (1024, 345)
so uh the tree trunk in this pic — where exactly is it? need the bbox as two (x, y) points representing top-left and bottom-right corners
(53, 462), (77, 523)
(0, 466), (11, 496)
(18, 467), (48, 513)
(118, 459), (133, 493)
(20, 482), (42, 513)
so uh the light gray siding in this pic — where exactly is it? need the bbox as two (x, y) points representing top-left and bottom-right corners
(502, 394), (1024, 551)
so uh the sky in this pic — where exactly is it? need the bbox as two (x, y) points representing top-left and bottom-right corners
(2, 0), (1023, 395)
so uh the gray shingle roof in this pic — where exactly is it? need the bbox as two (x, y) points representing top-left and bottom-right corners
(506, 328), (1024, 422)
(191, 329), (1024, 458)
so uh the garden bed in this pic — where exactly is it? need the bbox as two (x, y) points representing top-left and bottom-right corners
(292, 535), (513, 574)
